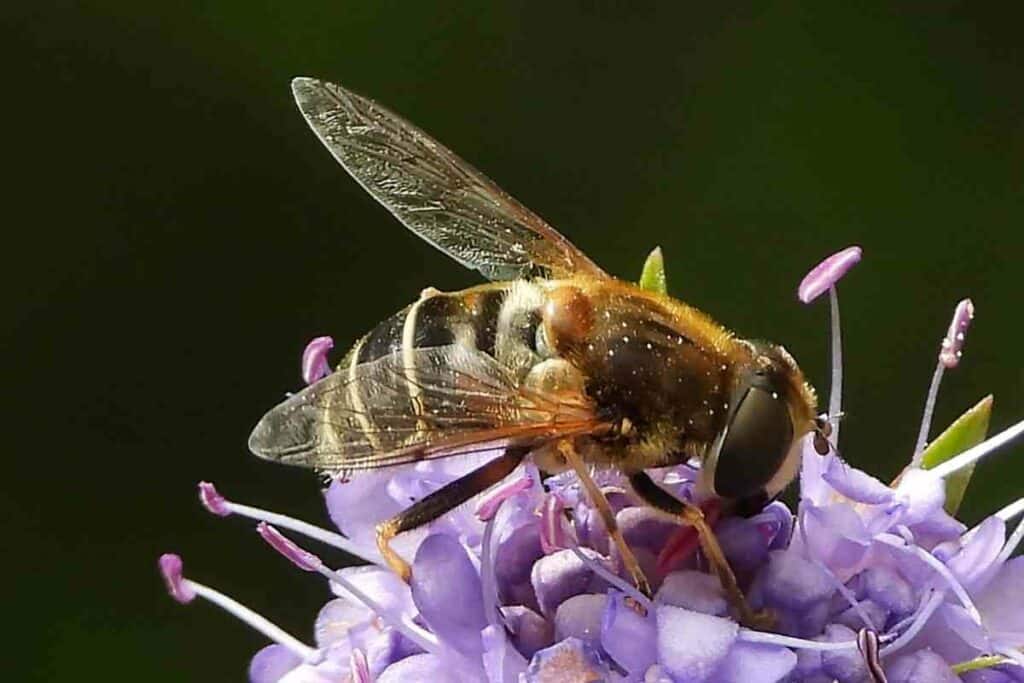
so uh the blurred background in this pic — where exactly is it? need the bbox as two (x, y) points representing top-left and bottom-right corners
(4, 2), (1023, 679)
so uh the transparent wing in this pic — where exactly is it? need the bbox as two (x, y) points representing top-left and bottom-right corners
(248, 344), (604, 471)
(291, 77), (608, 281)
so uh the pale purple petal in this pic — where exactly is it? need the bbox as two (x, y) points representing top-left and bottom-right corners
(502, 605), (553, 658)
(617, 506), (681, 554)
(328, 565), (415, 619)
(800, 441), (838, 506)
(655, 604), (738, 682)
(706, 641), (796, 683)
(800, 504), (872, 573)
(859, 565), (916, 618)
(554, 593), (607, 648)
(523, 638), (610, 682)
(602, 590), (657, 676)
(531, 547), (608, 618)
(325, 472), (406, 555)
(376, 654), (465, 683)
(481, 624), (528, 683)
(818, 623), (867, 682)
(655, 570), (728, 617)
(822, 457), (894, 504)
(975, 557), (1024, 644)
(886, 649), (960, 683)
(944, 604), (992, 652)
(313, 598), (372, 649)
(495, 502), (544, 612)
(947, 516), (1007, 592)
(908, 508), (967, 547)
(833, 599), (889, 632)
(643, 664), (676, 682)
(410, 534), (487, 655)
(797, 245), (862, 303)
(249, 644), (302, 683)
(277, 662), (347, 683)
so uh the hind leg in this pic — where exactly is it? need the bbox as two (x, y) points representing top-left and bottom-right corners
(375, 448), (528, 580)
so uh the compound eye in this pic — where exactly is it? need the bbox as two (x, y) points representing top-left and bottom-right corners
(711, 385), (794, 499)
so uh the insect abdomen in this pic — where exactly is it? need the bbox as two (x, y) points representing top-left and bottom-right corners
(346, 281), (545, 376)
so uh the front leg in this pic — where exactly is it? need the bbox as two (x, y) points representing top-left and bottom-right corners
(628, 471), (772, 629)
(559, 441), (652, 598)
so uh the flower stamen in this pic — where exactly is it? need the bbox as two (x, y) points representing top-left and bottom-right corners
(198, 482), (382, 566)
(255, 523), (448, 659)
(912, 299), (974, 463)
(796, 508), (879, 631)
(880, 589), (944, 657)
(157, 553), (320, 662)
(876, 532), (982, 624)
(928, 418), (1024, 480)
(798, 245), (862, 443)
(301, 336), (334, 385)
(996, 514), (1024, 567)
(568, 546), (652, 611)
(995, 497), (1024, 523)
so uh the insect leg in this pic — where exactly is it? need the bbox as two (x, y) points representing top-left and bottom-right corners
(559, 441), (653, 598)
(628, 471), (772, 629)
(375, 447), (529, 581)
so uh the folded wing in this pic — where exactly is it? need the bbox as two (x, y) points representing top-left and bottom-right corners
(249, 344), (603, 472)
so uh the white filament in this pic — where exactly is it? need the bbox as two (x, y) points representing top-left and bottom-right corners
(225, 500), (383, 566)
(828, 287), (844, 443)
(186, 579), (319, 661)
(911, 362), (945, 465)
(928, 418), (1024, 480)
(315, 565), (443, 657)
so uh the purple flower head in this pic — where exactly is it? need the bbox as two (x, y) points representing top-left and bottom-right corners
(163, 248), (1024, 682)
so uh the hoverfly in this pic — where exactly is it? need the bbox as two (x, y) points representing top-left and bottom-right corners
(249, 77), (821, 624)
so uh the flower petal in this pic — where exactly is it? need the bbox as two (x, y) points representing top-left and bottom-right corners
(756, 550), (836, 612)
(819, 623), (868, 682)
(946, 516), (1007, 592)
(523, 637), (610, 682)
(328, 565), (415, 619)
(706, 641), (796, 683)
(554, 593), (607, 648)
(801, 503), (871, 573)
(859, 565), (916, 618)
(655, 570), (727, 617)
(531, 548), (608, 618)
(822, 457), (894, 504)
(277, 662), (347, 683)
(975, 556), (1024, 645)
(376, 654), (466, 683)
(481, 623), (528, 683)
(886, 649), (960, 683)
(618, 506), (681, 554)
(411, 534), (487, 656)
(249, 644), (302, 683)
(602, 590), (657, 676)
(799, 437), (835, 506)
(502, 605), (554, 658)
(655, 604), (738, 682)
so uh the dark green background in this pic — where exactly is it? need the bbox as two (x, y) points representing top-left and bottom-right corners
(5, 2), (1022, 680)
